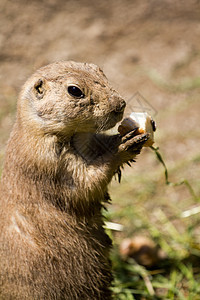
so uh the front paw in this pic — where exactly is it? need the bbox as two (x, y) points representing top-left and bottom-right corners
(118, 130), (150, 155)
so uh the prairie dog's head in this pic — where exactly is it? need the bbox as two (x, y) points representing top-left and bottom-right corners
(17, 61), (126, 137)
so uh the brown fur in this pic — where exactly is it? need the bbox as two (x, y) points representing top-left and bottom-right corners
(0, 61), (149, 299)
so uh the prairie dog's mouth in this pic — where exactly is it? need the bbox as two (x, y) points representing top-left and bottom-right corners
(111, 110), (124, 123)
(96, 110), (124, 132)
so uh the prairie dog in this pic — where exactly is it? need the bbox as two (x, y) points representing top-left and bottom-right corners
(0, 61), (149, 299)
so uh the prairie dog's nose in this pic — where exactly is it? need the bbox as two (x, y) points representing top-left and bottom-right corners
(115, 99), (126, 113)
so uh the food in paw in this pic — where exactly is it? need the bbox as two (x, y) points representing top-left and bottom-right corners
(118, 112), (156, 147)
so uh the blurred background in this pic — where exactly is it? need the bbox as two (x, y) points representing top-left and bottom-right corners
(0, 0), (200, 298)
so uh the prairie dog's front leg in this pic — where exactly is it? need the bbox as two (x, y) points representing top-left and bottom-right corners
(87, 131), (149, 180)
(94, 131), (149, 163)
(116, 130), (149, 163)
(70, 131), (148, 187)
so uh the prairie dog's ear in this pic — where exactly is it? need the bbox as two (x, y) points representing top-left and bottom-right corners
(34, 78), (46, 100)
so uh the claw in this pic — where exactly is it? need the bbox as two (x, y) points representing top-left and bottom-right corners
(131, 133), (149, 145)
(123, 133), (149, 151)
(121, 128), (139, 143)
(118, 132), (150, 155)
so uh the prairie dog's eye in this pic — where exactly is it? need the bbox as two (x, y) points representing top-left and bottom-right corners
(67, 85), (85, 98)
